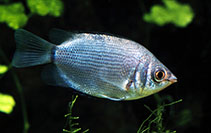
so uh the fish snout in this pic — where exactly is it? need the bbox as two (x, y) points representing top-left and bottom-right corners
(168, 74), (177, 83)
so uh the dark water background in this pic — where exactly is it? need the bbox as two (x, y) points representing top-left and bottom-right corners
(0, 0), (210, 132)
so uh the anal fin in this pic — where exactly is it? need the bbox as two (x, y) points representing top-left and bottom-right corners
(41, 64), (71, 88)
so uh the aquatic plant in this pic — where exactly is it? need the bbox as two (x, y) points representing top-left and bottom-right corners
(27, 0), (63, 17)
(0, 0), (63, 29)
(0, 2), (28, 30)
(137, 97), (182, 133)
(0, 64), (8, 74)
(0, 1), (64, 130)
(0, 1), (186, 132)
(143, 0), (194, 27)
(0, 48), (29, 133)
(63, 95), (89, 133)
(0, 93), (15, 114)
(0, 65), (15, 114)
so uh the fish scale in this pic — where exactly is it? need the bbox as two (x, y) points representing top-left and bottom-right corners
(12, 29), (177, 101)
(56, 38), (139, 76)
(52, 37), (142, 99)
(57, 43), (137, 68)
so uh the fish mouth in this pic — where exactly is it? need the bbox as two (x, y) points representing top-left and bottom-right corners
(167, 75), (177, 83)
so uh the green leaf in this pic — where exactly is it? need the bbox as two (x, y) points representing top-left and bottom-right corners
(0, 65), (8, 74)
(0, 93), (16, 114)
(27, 0), (64, 17)
(137, 99), (182, 133)
(143, 0), (194, 27)
(0, 3), (28, 29)
(63, 95), (89, 133)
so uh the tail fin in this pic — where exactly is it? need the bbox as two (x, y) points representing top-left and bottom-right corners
(12, 29), (55, 68)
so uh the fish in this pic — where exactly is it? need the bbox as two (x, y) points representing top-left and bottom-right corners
(12, 29), (177, 101)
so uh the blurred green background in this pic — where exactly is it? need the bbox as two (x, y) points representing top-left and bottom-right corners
(0, 0), (210, 133)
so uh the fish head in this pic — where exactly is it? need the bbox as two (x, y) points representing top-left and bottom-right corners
(134, 59), (177, 98)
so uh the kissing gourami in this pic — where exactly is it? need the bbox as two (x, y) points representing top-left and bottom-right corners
(12, 29), (177, 101)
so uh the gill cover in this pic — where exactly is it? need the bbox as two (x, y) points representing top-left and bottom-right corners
(134, 61), (149, 94)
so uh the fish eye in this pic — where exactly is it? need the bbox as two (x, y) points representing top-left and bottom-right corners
(154, 69), (166, 82)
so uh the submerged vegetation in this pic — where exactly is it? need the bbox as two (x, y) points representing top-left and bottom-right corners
(0, 0), (198, 132)
(0, 0), (63, 29)
(63, 95), (89, 133)
(137, 98), (183, 133)
(27, 0), (63, 17)
(0, 48), (29, 133)
(62, 95), (183, 133)
(143, 0), (194, 27)
(0, 3), (28, 29)
(0, 64), (8, 74)
(0, 0), (194, 29)
(0, 0), (64, 130)
(0, 93), (15, 114)
(0, 65), (15, 115)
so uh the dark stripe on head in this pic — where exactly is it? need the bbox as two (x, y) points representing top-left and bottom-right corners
(133, 60), (149, 92)
(140, 63), (149, 89)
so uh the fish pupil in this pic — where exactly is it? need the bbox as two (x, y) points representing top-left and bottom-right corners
(155, 69), (165, 81)
(157, 71), (163, 79)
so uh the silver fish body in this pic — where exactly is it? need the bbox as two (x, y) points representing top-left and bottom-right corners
(12, 29), (177, 101)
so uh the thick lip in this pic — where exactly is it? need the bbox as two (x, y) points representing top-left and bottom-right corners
(168, 75), (177, 83)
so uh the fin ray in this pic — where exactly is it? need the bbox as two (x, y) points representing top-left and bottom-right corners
(98, 94), (125, 101)
(41, 64), (71, 88)
(12, 29), (55, 68)
(49, 28), (75, 44)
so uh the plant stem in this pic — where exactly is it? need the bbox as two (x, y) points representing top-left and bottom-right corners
(12, 70), (30, 133)
(0, 48), (29, 133)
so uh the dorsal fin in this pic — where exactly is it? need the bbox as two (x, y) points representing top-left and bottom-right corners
(49, 28), (75, 44)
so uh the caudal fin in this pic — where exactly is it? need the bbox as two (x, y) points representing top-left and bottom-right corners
(12, 29), (55, 68)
